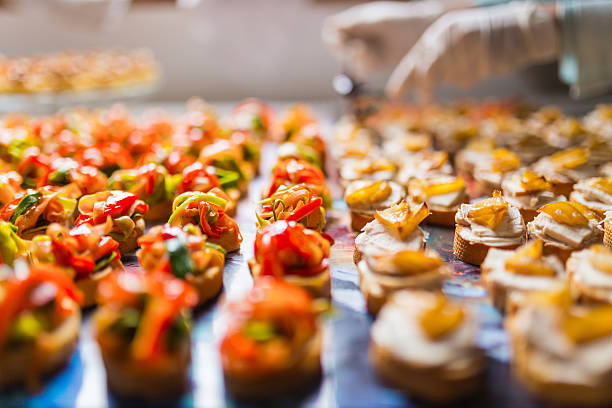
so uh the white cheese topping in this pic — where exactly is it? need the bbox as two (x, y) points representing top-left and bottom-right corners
(371, 291), (480, 368)
(355, 219), (425, 258)
(512, 304), (612, 386)
(482, 248), (565, 292)
(528, 212), (602, 249)
(502, 173), (566, 211)
(455, 203), (526, 247)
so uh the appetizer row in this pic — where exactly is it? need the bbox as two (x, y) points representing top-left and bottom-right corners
(0, 99), (279, 399)
(333, 99), (612, 405)
(0, 49), (159, 94)
(221, 104), (333, 401)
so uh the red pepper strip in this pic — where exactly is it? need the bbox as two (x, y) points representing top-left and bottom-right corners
(180, 162), (220, 193)
(285, 197), (322, 222)
(0, 195), (23, 221)
(0, 266), (82, 348)
(52, 240), (95, 278)
(102, 192), (138, 221)
(131, 297), (175, 361)
(130, 276), (197, 361)
(138, 164), (158, 195)
(74, 214), (93, 227)
(199, 202), (223, 239)
(96, 236), (120, 258)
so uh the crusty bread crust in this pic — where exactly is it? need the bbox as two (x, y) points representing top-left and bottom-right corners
(426, 208), (457, 227)
(511, 334), (612, 407)
(188, 265), (224, 306)
(550, 181), (574, 198)
(369, 338), (484, 404)
(208, 229), (241, 253)
(101, 344), (191, 400)
(453, 226), (521, 266)
(519, 208), (539, 224)
(77, 261), (122, 308)
(249, 260), (330, 299)
(223, 328), (322, 401)
(541, 242), (574, 264)
(116, 217), (145, 255)
(605, 220), (612, 248)
(0, 305), (80, 390)
(353, 248), (362, 265)
(350, 210), (374, 232)
(144, 200), (173, 222)
(358, 261), (447, 315)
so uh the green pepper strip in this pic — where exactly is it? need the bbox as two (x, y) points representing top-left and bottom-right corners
(168, 193), (227, 225)
(10, 192), (42, 224)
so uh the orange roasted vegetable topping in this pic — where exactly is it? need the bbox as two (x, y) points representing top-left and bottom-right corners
(549, 147), (588, 170)
(420, 294), (464, 340)
(414, 177), (465, 198)
(589, 245), (612, 274)
(589, 177), (612, 195)
(538, 201), (601, 227)
(504, 240), (556, 277)
(563, 305), (612, 344)
(374, 201), (429, 240)
(491, 148), (520, 173)
(467, 191), (508, 230)
(519, 169), (552, 193)
(355, 158), (395, 175)
(346, 181), (392, 207)
(390, 250), (443, 275)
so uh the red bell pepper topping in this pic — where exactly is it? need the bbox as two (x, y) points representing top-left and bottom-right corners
(0, 265), (83, 348)
(97, 272), (198, 361)
(265, 158), (325, 198)
(17, 148), (52, 187)
(285, 197), (323, 222)
(0, 193), (25, 221)
(253, 220), (330, 278)
(76, 191), (148, 226)
(179, 161), (220, 193)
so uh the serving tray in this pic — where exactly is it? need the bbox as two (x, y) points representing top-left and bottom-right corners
(1, 109), (546, 408)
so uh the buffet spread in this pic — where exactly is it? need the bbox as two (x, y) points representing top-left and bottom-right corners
(0, 97), (610, 407)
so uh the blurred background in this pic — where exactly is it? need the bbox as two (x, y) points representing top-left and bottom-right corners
(0, 0), (609, 111)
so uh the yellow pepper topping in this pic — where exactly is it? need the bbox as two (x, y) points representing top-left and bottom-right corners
(589, 177), (612, 195)
(504, 240), (557, 277)
(374, 201), (429, 240)
(563, 305), (612, 344)
(346, 181), (392, 207)
(549, 147), (588, 170)
(589, 245), (612, 274)
(420, 294), (465, 340)
(519, 169), (552, 193)
(467, 191), (508, 230)
(491, 148), (520, 173)
(391, 250), (443, 275)
(538, 201), (601, 227)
